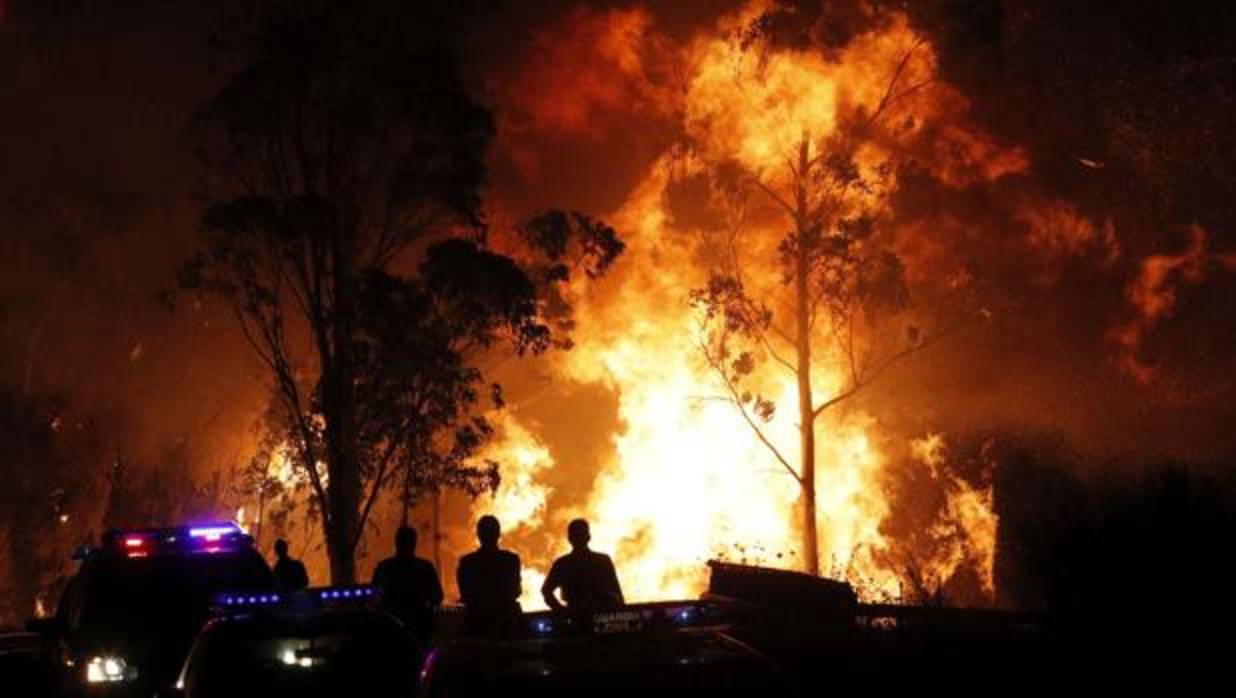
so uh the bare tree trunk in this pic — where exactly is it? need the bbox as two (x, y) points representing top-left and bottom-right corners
(254, 482), (267, 551)
(323, 393), (362, 583)
(323, 237), (362, 584)
(325, 451), (361, 584)
(432, 489), (442, 572)
(794, 139), (820, 577)
(320, 352), (362, 584)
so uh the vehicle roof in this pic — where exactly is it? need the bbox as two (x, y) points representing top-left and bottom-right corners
(75, 546), (274, 588)
(0, 632), (49, 655)
(64, 547), (276, 637)
(425, 624), (776, 693)
(205, 606), (403, 635)
(437, 600), (756, 661)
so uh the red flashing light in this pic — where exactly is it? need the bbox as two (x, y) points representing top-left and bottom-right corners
(105, 522), (249, 559)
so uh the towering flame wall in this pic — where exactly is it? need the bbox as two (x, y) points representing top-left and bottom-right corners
(472, 2), (1003, 607)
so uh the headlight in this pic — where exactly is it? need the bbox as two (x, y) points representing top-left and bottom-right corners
(279, 647), (321, 669)
(85, 655), (138, 683)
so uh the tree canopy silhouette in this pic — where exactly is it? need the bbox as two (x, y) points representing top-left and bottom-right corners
(180, 0), (622, 583)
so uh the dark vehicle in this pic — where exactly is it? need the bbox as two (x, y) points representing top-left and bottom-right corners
(43, 522), (276, 696)
(163, 585), (422, 698)
(703, 561), (1049, 688)
(1, 629), (66, 694)
(419, 601), (788, 697)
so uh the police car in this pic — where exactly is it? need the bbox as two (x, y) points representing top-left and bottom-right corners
(419, 601), (788, 697)
(161, 585), (422, 698)
(41, 522), (276, 696)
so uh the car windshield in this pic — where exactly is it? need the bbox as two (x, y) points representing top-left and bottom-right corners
(183, 613), (420, 698)
(79, 550), (275, 641)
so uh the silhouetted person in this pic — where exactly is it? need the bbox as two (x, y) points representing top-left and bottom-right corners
(542, 519), (624, 616)
(272, 538), (309, 590)
(372, 526), (443, 639)
(456, 515), (522, 634)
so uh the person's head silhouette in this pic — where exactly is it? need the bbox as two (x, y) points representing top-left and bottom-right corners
(274, 538), (289, 559)
(395, 525), (417, 557)
(567, 518), (591, 552)
(476, 515), (500, 549)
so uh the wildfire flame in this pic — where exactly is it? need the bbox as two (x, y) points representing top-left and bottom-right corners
(229, 3), (1004, 606)
(477, 2), (1003, 607)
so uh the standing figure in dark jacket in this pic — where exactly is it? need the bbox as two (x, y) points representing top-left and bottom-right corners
(272, 538), (309, 590)
(456, 515), (522, 634)
(541, 519), (624, 615)
(372, 526), (443, 639)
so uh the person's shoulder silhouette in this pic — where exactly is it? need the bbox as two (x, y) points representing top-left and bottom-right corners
(541, 519), (624, 615)
(457, 516), (522, 634)
(272, 538), (309, 590)
(371, 526), (443, 638)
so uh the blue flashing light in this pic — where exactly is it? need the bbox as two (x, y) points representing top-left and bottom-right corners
(189, 524), (241, 540)
(532, 618), (555, 636)
(215, 585), (378, 618)
(315, 585), (378, 602)
(218, 593), (282, 608)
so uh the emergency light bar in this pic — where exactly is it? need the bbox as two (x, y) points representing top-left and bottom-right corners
(101, 522), (251, 558)
(526, 601), (725, 639)
(218, 593), (284, 607)
(212, 585), (382, 616)
(317, 586), (380, 601)
(189, 524), (240, 541)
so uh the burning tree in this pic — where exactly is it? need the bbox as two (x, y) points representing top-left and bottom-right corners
(688, 19), (963, 577)
(180, 2), (622, 583)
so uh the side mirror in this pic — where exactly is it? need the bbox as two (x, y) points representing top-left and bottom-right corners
(24, 616), (64, 637)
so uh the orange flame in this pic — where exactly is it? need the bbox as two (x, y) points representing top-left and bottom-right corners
(477, 3), (1015, 607)
(910, 434), (998, 595)
(1112, 225), (1212, 383)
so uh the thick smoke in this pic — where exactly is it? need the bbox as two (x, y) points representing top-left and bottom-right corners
(476, 0), (1236, 465)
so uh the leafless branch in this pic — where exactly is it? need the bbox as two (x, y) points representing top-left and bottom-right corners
(753, 177), (796, 218)
(812, 312), (973, 419)
(696, 334), (802, 484)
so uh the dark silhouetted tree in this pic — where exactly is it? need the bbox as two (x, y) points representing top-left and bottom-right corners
(181, 1), (622, 582)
